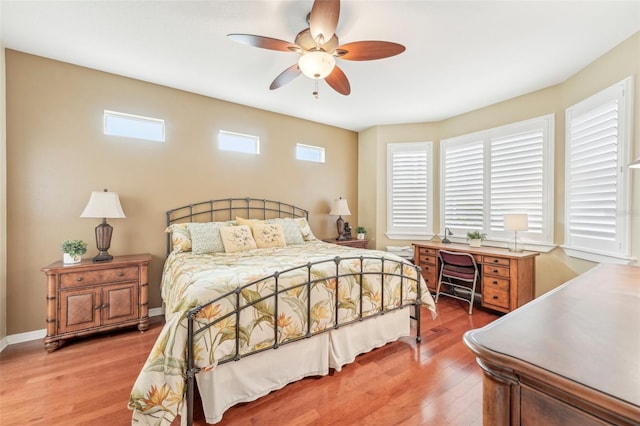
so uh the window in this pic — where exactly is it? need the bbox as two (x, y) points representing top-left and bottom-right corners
(103, 110), (165, 142)
(564, 77), (633, 263)
(296, 143), (325, 163)
(440, 115), (554, 247)
(218, 130), (260, 154)
(386, 142), (433, 239)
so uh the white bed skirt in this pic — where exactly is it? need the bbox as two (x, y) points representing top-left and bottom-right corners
(191, 307), (411, 424)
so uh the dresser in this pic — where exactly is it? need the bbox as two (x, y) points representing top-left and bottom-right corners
(464, 264), (640, 425)
(413, 241), (538, 313)
(322, 238), (368, 249)
(41, 254), (152, 352)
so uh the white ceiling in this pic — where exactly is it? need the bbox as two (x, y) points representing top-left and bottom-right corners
(2, 0), (639, 132)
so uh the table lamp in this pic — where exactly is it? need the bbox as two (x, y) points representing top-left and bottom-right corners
(329, 197), (351, 241)
(81, 189), (126, 262)
(504, 213), (528, 252)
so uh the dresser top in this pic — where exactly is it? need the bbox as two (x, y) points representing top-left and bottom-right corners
(465, 263), (640, 408)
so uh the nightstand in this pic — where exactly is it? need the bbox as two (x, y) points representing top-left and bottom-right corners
(41, 254), (152, 352)
(323, 239), (368, 249)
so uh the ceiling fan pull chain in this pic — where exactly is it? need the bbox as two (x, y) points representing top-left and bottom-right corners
(313, 79), (319, 99)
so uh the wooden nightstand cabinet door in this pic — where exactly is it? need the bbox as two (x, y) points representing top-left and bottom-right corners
(101, 282), (139, 326)
(59, 287), (101, 334)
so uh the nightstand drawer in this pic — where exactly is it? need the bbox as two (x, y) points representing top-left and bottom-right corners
(60, 266), (139, 288)
(483, 264), (510, 279)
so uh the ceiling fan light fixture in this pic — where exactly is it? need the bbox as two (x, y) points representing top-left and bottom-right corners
(298, 50), (335, 79)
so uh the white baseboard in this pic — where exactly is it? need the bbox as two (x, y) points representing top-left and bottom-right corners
(0, 307), (165, 352)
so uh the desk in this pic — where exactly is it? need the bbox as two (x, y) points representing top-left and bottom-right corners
(413, 241), (538, 313)
(463, 264), (640, 425)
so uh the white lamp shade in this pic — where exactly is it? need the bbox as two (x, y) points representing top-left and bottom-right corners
(80, 191), (126, 219)
(329, 198), (351, 216)
(504, 214), (528, 231)
(629, 157), (640, 169)
(298, 50), (336, 79)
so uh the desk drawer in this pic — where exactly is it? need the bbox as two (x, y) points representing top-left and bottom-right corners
(60, 266), (139, 288)
(483, 256), (510, 267)
(483, 264), (510, 279)
(418, 247), (437, 257)
(483, 285), (510, 310)
(483, 276), (510, 292)
(419, 254), (436, 266)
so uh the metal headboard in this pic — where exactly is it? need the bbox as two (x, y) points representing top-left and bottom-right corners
(166, 197), (309, 255)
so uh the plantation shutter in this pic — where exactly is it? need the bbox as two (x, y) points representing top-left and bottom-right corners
(386, 142), (432, 237)
(442, 140), (484, 230)
(490, 129), (544, 235)
(566, 99), (620, 253)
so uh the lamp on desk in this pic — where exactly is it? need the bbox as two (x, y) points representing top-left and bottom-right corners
(81, 189), (126, 262)
(504, 213), (528, 253)
(442, 227), (453, 244)
(329, 197), (351, 241)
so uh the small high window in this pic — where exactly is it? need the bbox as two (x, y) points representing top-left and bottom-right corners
(218, 130), (260, 154)
(296, 143), (325, 163)
(103, 110), (165, 142)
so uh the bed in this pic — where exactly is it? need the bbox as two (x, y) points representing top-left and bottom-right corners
(129, 198), (437, 425)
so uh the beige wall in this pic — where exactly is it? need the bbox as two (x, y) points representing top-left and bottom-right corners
(5, 50), (358, 335)
(361, 31), (640, 297)
(0, 3), (7, 342)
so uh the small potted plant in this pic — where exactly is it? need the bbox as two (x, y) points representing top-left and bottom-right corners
(356, 226), (367, 240)
(61, 239), (88, 264)
(466, 231), (486, 248)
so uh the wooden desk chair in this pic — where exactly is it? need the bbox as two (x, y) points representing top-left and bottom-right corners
(436, 250), (479, 314)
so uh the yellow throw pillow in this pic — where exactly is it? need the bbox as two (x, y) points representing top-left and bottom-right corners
(219, 225), (258, 253)
(236, 217), (263, 227)
(252, 223), (287, 248)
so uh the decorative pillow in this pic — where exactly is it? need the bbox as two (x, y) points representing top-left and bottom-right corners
(219, 225), (258, 253)
(294, 217), (317, 241)
(165, 223), (192, 252)
(265, 218), (304, 245)
(236, 217), (263, 227)
(187, 222), (229, 254)
(252, 223), (287, 248)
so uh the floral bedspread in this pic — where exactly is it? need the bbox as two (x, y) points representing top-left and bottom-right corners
(129, 240), (436, 424)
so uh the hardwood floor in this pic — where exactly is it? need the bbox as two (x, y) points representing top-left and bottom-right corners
(0, 298), (498, 425)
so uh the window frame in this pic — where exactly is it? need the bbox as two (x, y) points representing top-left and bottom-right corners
(563, 76), (634, 264)
(386, 141), (433, 240)
(218, 130), (260, 155)
(440, 115), (555, 250)
(295, 143), (325, 163)
(103, 110), (165, 142)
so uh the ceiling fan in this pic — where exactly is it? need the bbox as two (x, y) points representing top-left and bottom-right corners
(227, 0), (406, 97)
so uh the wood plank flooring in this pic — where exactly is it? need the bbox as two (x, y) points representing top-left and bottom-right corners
(0, 298), (498, 425)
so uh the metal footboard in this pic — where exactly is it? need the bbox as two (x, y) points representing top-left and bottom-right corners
(184, 255), (423, 425)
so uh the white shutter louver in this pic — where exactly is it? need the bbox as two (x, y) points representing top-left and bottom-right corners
(490, 130), (544, 233)
(567, 100), (619, 248)
(387, 142), (432, 238)
(443, 141), (483, 229)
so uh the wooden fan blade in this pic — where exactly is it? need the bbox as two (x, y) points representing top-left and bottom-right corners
(228, 34), (299, 52)
(270, 64), (302, 90)
(336, 41), (406, 61)
(325, 65), (350, 96)
(310, 0), (340, 44)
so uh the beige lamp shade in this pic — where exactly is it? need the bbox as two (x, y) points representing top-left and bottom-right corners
(629, 157), (640, 169)
(80, 190), (126, 219)
(504, 214), (528, 231)
(329, 197), (351, 216)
